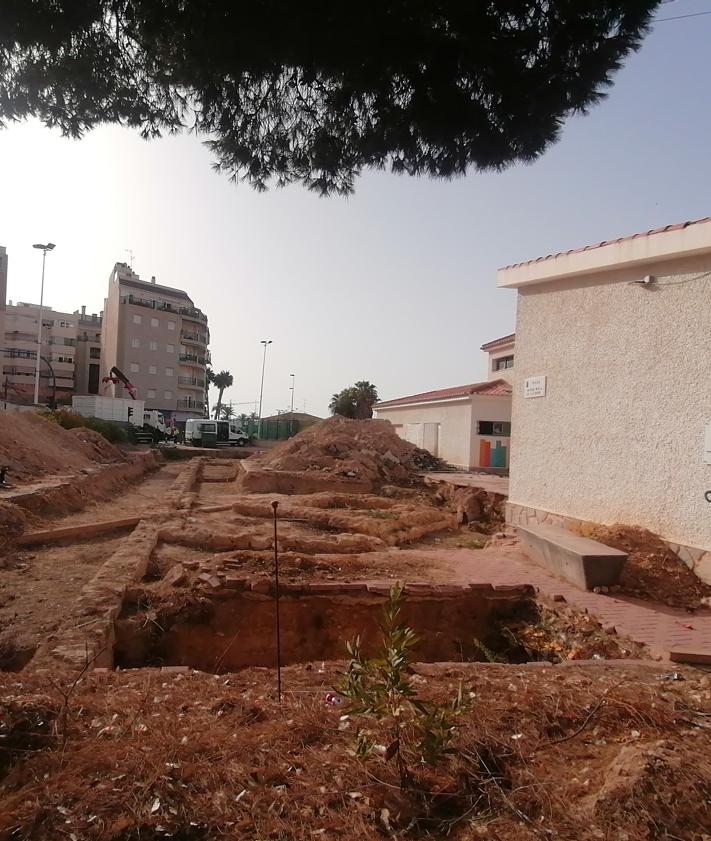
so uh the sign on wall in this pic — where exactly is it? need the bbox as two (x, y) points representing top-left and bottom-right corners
(523, 375), (547, 399)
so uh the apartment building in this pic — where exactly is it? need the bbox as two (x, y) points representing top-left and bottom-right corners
(3, 301), (78, 403)
(0, 247), (7, 387)
(101, 263), (209, 423)
(73, 306), (102, 396)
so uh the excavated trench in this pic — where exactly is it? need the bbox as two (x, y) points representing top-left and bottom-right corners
(113, 585), (534, 673)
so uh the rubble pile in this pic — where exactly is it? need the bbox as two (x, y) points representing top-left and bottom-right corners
(255, 416), (445, 486)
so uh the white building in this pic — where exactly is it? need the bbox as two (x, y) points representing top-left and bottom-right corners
(499, 215), (711, 581)
(374, 336), (514, 470)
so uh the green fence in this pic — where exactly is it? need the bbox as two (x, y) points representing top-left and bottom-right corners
(237, 415), (299, 440)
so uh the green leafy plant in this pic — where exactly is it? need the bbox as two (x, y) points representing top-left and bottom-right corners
(337, 584), (465, 789)
(41, 410), (128, 444)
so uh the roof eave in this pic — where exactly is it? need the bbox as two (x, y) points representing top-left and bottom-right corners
(498, 218), (711, 289)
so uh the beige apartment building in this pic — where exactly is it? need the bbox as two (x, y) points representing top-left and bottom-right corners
(500, 215), (711, 582)
(0, 247), (7, 387)
(73, 306), (102, 396)
(3, 301), (79, 403)
(481, 333), (515, 383)
(101, 263), (209, 424)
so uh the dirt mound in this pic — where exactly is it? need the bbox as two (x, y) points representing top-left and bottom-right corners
(575, 522), (711, 609)
(0, 412), (125, 482)
(256, 416), (443, 487)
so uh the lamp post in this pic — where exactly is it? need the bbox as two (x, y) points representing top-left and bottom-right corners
(32, 243), (56, 405)
(257, 339), (272, 439)
(289, 373), (295, 415)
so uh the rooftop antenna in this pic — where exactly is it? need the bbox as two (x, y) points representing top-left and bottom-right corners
(125, 249), (134, 268)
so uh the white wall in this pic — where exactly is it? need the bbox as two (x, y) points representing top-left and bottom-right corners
(375, 400), (473, 468)
(510, 253), (711, 552)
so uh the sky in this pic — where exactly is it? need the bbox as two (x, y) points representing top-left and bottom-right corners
(1, 2), (710, 418)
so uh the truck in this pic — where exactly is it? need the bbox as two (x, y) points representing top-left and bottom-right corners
(185, 418), (249, 447)
(71, 396), (166, 440)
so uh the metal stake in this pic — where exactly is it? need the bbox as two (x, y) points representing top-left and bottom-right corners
(272, 500), (282, 702)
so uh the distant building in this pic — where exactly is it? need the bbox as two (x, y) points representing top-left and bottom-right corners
(374, 378), (512, 471)
(100, 263), (210, 424)
(480, 333), (515, 383)
(3, 301), (79, 403)
(0, 247), (7, 388)
(499, 215), (711, 581)
(260, 411), (323, 428)
(73, 306), (102, 396)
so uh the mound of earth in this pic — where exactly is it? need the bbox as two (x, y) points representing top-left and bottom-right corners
(256, 416), (443, 486)
(0, 412), (125, 482)
(575, 522), (711, 610)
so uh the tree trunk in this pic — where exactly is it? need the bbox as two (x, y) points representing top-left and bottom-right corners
(214, 387), (225, 418)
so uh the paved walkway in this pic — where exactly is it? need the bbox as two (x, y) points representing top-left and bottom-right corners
(396, 543), (711, 662)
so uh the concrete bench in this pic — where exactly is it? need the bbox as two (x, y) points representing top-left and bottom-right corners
(516, 523), (627, 590)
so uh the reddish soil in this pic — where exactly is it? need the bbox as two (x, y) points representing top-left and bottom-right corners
(0, 662), (709, 840)
(0, 412), (124, 483)
(575, 522), (711, 610)
(254, 416), (443, 486)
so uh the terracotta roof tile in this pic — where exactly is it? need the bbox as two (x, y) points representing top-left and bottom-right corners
(499, 215), (711, 272)
(480, 333), (515, 351)
(375, 378), (511, 409)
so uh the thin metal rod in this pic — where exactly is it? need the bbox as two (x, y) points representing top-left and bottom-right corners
(33, 250), (47, 405)
(272, 500), (282, 702)
(257, 340), (271, 439)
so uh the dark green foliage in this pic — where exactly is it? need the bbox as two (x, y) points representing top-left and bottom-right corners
(43, 410), (129, 444)
(337, 585), (465, 788)
(0, 1), (659, 194)
(329, 381), (378, 419)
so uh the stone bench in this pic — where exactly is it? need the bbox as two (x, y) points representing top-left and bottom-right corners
(516, 523), (627, 590)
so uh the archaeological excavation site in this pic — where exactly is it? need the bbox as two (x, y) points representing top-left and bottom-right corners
(1, 412), (710, 840)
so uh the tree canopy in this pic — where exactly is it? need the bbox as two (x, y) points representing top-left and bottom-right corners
(0, 1), (658, 194)
(330, 382), (379, 419)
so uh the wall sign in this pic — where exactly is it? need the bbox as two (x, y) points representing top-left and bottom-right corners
(523, 375), (547, 399)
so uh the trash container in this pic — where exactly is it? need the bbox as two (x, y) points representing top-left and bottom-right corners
(201, 430), (218, 448)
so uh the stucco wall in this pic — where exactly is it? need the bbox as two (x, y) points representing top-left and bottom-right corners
(374, 400), (473, 468)
(510, 253), (711, 552)
(471, 394), (512, 468)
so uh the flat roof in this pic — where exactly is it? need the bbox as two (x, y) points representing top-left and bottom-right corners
(375, 378), (511, 410)
(498, 215), (711, 288)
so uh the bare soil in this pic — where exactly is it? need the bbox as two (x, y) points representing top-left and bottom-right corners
(0, 412), (124, 483)
(575, 522), (711, 610)
(0, 535), (126, 667)
(0, 662), (709, 840)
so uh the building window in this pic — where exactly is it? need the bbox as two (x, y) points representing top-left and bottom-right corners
(493, 355), (514, 371)
(131, 338), (141, 348)
(164, 390), (172, 400)
(56, 320), (74, 328)
(165, 367), (174, 377)
(149, 341), (158, 351)
(147, 388), (156, 399)
(133, 314), (142, 324)
(166, 343), (174, 353)
(151, 317), (159, 327)
(477, 420), (511, 436)
(88, 364), (100, 394)
(130, 363), (140, 373)
(167, 321), (176, 331)
(89, 347), (101, 359)
(148, 365), (157, 375)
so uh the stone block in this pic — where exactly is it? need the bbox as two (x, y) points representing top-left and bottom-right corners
(669, 648), (711, 666)
(516, 523), (627, 590)
(223, 575), (248, 590)
(164, 564), (187, 586)
(250, 579), (272, 594)
(198, 573), (221, 589)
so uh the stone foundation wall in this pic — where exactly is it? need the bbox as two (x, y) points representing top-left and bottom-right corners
(506, 501), (711, 585)
(237, 460), (373, 495)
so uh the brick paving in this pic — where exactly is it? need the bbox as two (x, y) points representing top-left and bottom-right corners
(394, 543), (711, 662)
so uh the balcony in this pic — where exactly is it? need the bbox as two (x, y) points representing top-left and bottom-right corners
(178, 376), (206, 390)
(179, 306), (208, 324)
(180, 331), (209, 347)
(179, 352), (210, 366)
(177, 397), (205, 410)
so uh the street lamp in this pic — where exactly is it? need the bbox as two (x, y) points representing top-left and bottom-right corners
(257, 339), (272, 439)
(32, 242), (56, 405)
(289, 373), (295, 415)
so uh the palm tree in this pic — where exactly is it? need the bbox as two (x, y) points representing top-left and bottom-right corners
(352, 381), (379, 418)
(205, 366), (214, 417)
(219, 404), (235, 420)
(329, 388), (356, 418)
(212, 370), (233, 418)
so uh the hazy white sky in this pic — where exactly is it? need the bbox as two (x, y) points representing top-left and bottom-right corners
(1, 4), (709, 417)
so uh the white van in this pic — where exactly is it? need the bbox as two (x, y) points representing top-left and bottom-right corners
(185, 418), (250, 447)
